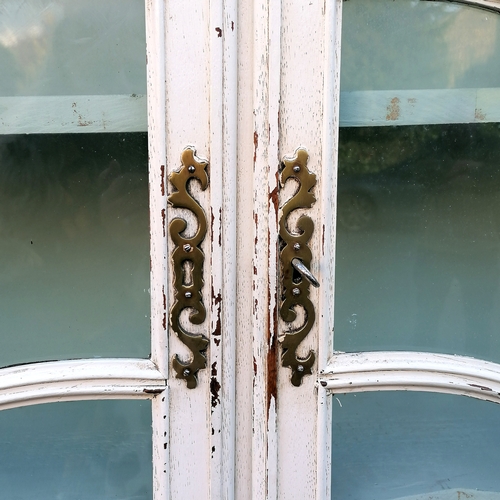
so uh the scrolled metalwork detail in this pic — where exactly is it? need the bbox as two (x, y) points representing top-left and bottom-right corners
(279, 148), (317, 386)
(168, 147), (209, 389)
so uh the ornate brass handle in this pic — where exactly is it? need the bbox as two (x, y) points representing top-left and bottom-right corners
(279, 147), (317, 386)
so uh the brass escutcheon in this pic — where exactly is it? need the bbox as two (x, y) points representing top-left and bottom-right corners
(168, 147), (209, 389)
(279, 147), (317, 386)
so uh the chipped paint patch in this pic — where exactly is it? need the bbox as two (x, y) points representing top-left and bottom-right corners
(469, 383), (492, 391)
(386, 97), (400, 121)
(143, 388), (165, 394)
(475, 108), (486, 121)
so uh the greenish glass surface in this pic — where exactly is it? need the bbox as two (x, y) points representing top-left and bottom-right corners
(335, 123), (500, 360)
(0, 133), (150, 365)
(335, 0), (500, 361)
(341, 0), (500, 92)
(0, 0), (146, 96)
(332, 392), (500, 499)
(0, 400), (152, 499)
(335, 3), (500, 496)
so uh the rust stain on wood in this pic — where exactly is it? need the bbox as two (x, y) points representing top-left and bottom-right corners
(253, 132), (259, 164)
(386, 97), (400, 121)
(254, 212), (258, 245)
(160, 165), (165, 196)
(269, 185), (279, 212)
(213, 291), (222, 305)
(211, 212), (215, 245)
(212, 289), (222, 337)
(210, 362), (221, 409)
(219, 208), (222, 246)
(266, 294), (278, 418)
(215, 27), (222, 37)
(161, 208), (166, 237)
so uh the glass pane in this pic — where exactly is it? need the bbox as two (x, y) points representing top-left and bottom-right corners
(0, 133), (150, 365)
(334, 123), (500, 360)
(0, 0), (146, 96)
(341, 0), (500, 92)
(0, 1), (147, 135)
(332, 392), (500, 499)
(334, 1), (500, 361)
(0, 400), (152, 499)
(340, 0), (500, 128)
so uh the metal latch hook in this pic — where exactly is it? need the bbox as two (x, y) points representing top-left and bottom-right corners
(291, 258), (320, 288)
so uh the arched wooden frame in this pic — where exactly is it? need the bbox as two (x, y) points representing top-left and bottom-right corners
(0, 359), (165, 411)
(321, 352), (500, 404)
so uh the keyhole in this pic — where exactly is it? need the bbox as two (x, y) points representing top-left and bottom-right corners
(182, 260), (194, 286)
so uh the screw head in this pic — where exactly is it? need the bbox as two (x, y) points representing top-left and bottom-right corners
(297, 364), (304, 373)
(293, 165), (300, 172)
(183, 369), (190, 377)
(188, 165), (196, 173)
(184, 291), (192, 298)
(293, 243), (301, 251)
(183, 244), (192, 252)
(292, 287), (300, 296)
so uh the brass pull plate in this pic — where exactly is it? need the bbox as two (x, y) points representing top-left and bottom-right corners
(279, 148), (317, 386)
(168, 147), (209, 388)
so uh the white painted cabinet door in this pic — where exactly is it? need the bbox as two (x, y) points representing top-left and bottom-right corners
(161, 0), (338, 497)
(163, 0), (500, 499)
(160, 0), (332, 497)
(262, 0), (500, 499)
